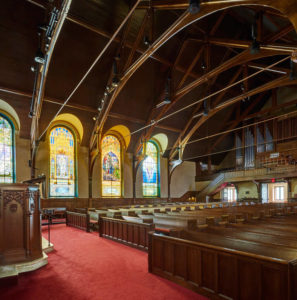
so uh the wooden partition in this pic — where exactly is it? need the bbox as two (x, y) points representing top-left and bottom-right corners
(99, 217), (154, 251)
(66, 211), (90, 232)
(148, 232), (297, 300)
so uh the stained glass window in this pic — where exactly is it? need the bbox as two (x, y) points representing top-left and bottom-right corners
(0, 115), (14, 183)
(101, 135), (121, 197)
(143, 141), (159, 197)
(49, 126), (76, 197)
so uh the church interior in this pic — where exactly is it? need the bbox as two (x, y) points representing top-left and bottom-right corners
(1, 0), (297, 299)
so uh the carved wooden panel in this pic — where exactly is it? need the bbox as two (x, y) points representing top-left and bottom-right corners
(0, 184), (42, 265)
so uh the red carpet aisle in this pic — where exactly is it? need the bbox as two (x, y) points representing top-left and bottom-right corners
(1, 225), (208, 300)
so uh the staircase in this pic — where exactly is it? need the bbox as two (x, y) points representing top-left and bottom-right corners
(197, 173), (225, 202)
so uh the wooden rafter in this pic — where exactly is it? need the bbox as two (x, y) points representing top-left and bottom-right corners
(88, 0), (297, 157)
(30, 0), (72, 177)
(207, 93), (266, 154)
(170, 75), (297, 160)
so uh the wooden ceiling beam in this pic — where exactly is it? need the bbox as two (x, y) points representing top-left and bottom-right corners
(207, 93), (266, 154)
(171, 75), (296, 160)
(188, 37), (297, 53)
(30, 0), (71, 176)
(265, 24), (295, 43)
(169, 66), (243, 159)
(89, 0), (297, 151)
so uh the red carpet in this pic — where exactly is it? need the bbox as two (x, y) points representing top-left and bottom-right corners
(1, 225), (208, 300)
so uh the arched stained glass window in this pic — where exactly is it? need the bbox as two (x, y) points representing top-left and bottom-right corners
(101, 135), (121, 197)
(49, 126), (76, 197)
(143, 141), (159, 197)
(0, 115), (14, 183)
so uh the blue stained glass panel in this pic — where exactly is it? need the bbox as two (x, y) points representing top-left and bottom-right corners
(142, 141), (159, 197)
(0, 116), (13, 183)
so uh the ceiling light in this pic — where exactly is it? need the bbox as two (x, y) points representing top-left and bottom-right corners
(112, 76), (119, 87)
(34, 49), (45, 64)
(189, 0), (200, 14)
(143, 36), (150, 46)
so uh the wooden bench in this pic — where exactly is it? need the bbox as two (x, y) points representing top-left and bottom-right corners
(149, 228), (297, 300)
(99, 216), (154, 251)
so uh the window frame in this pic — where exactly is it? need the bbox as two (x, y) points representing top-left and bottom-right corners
(101, 134), (123, 198)
(0, 112), (15, 183)
(48, 125), (78, 198)
(142, 139), (160, 198)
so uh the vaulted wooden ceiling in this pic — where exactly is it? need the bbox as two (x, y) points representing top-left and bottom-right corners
(1, 0), (297, 167)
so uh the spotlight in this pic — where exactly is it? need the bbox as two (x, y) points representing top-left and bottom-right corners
(92, 116), (98, 121)
(34, 49), (45, 64)
(97, 107), (102, 112)
(143, 36), (151, 46)
(112, 76), (119, 87)
(30, 66), (36, 72)
(201, 61), (206, 70)
(189, 0), (200, 14)
(104, 91), (108, 96)
(240, 84), (245, 92)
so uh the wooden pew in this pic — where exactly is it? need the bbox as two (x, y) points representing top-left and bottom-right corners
(99, 216), (154, 251)
(66, 211), (91, 232)
(148, 230), (297, 300)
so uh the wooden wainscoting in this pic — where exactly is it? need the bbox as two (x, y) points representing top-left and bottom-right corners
(148, 232), (297, 300)
(99, 217), (154, 251)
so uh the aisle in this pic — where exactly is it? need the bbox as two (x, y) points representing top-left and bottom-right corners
(1, 224), (208, 300)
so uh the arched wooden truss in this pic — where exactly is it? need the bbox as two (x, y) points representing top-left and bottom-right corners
(88, 0), (297, 187)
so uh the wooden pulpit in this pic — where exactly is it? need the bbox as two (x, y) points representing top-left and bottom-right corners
(0, 184), (42, 266)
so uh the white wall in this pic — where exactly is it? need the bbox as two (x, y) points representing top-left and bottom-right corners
(170, 161), (196, 198)
(15, 137), (31, 182)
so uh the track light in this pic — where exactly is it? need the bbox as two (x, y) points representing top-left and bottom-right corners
(92, 116), (98, 121)
(201, 61), (206, 70)
(34, 49), (45, 64)
(31, 66), (36, 72)
(188, 0), (200, 14)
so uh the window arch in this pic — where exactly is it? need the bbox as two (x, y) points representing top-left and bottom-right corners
(101, 135), (122, 197)
(142, 141), (159, 197)
(49, 126), (76, 197)
(0, 114), (15, 183)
